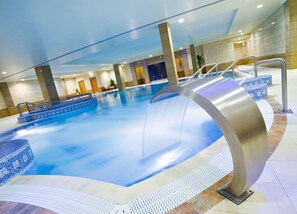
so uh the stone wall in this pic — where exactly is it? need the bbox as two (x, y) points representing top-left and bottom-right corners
(8, 80), (43, 105)
(249, 5), (286, 57)
(203, 38), (236, 64)
(0, 89), (6, 109)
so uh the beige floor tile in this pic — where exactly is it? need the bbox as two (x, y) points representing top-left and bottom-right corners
(270, 144), (297, 161)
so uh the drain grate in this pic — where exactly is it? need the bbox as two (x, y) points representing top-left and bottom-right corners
(0, 184), (116, 214)
(128, 149), (232, 214)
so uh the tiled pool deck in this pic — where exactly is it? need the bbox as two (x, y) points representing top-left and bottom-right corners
(0, 67), (296, 213)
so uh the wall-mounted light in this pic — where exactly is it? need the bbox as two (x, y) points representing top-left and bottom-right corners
(21, 79), (25, 81)
(149, 54), (153, 57)
(257, 4), (263, 9)
(1, 72), (6, 74)
(271, 22), (276, 25)
(179, 47), (183, 50)
(88, 71), (94, 76)
(238, 30), (242, 33)
(123, 61), (127, 64)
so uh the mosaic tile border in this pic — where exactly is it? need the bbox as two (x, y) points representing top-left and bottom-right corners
(244, 84), (268, 101)
(0, 140), (34, 186)
(18, 98), (98, 123)
(240, 75), (272, 87)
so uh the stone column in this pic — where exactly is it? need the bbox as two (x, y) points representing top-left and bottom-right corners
(158, 22), (179, 85)
(0, 82), (14, 107)
(129, 63), (138, 86)
(141, 60), (151, 84)
(113, 64), (126, 90)
(35, 66), (59, 102)
(190, 44), (198, 73)
(181, 49), (190, 76)
(285, 0), (297, 68)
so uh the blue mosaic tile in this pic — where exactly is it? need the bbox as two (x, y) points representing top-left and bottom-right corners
(0, 139), (34, 186)
(244, 84), (268, 101)
(18, 98), (98, 123)
(241, 75), (272, 87)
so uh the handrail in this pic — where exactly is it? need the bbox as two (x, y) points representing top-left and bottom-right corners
(17, 93), (93, 116)
(256, 58), (292, 113)
(200, 60), (234, 79)
(17, 102), (31, 116)
(219, 56), (258, 80)
(186, 63), (216, 82)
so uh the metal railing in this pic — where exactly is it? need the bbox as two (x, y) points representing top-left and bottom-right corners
(187, 56), (257, 83)
(256, 58), (292, 113)
(200, 60), (234, 79)
(219, 56), (258, 80)
(186, 63), (217, 82)
(17, 93), (93, 116)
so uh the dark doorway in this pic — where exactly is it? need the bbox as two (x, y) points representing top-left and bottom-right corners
(148, 62), (167, 81)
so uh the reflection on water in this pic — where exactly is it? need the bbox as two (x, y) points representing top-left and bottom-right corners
(0, 83), (222, 186)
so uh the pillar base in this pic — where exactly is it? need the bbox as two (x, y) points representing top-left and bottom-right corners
(285, 53), (297, 69)
(217, 182), (254, 205)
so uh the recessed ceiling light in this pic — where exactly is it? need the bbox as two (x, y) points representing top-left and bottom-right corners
(21, 79), (25, 81)
(238, 30), (242, 33)
(1, 72), (6, 74)
(178, 18), (184, 23)
(271, 22), (276, 25)
(149, 54), (153, 57)
(257, 4), (263, 9)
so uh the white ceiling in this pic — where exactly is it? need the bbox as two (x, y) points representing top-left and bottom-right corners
(0, 0), (286, 82)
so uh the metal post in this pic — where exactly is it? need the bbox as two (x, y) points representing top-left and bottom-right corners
(26, 103), (31, 114)
(253, 56), (258, 77)
(232, 66), (235, 80)
(256, 58), (292, 113)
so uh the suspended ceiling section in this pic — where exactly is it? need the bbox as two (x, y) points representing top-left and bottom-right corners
(0, 0), (287, 82)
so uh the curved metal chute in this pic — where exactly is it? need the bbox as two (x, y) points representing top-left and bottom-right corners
(151, 76), (268, 204)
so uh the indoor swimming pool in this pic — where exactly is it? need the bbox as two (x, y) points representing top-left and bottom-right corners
(0, 83), (222, 186)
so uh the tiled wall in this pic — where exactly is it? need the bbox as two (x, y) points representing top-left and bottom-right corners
(8, 80), (43, 105)
(249, 5), (286, 57)
(123, 64), (133, 82)
(5, 78), (65, 106)
(203, 38), (236, 64)
(54, 78), (66, 97)
(64, 78), (77, 95)
(98, 70), (116, 87)
(0, 90), (6, 109)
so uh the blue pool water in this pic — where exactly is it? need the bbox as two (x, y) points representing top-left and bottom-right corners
(0, 82), (222, 186)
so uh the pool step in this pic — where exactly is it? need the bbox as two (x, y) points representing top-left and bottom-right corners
(240, 75), (272, 87)
(237, 75), (272, 101)
(243, 84), (268, 101)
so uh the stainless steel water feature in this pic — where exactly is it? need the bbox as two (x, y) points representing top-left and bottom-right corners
(150, 76), (268, 204)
